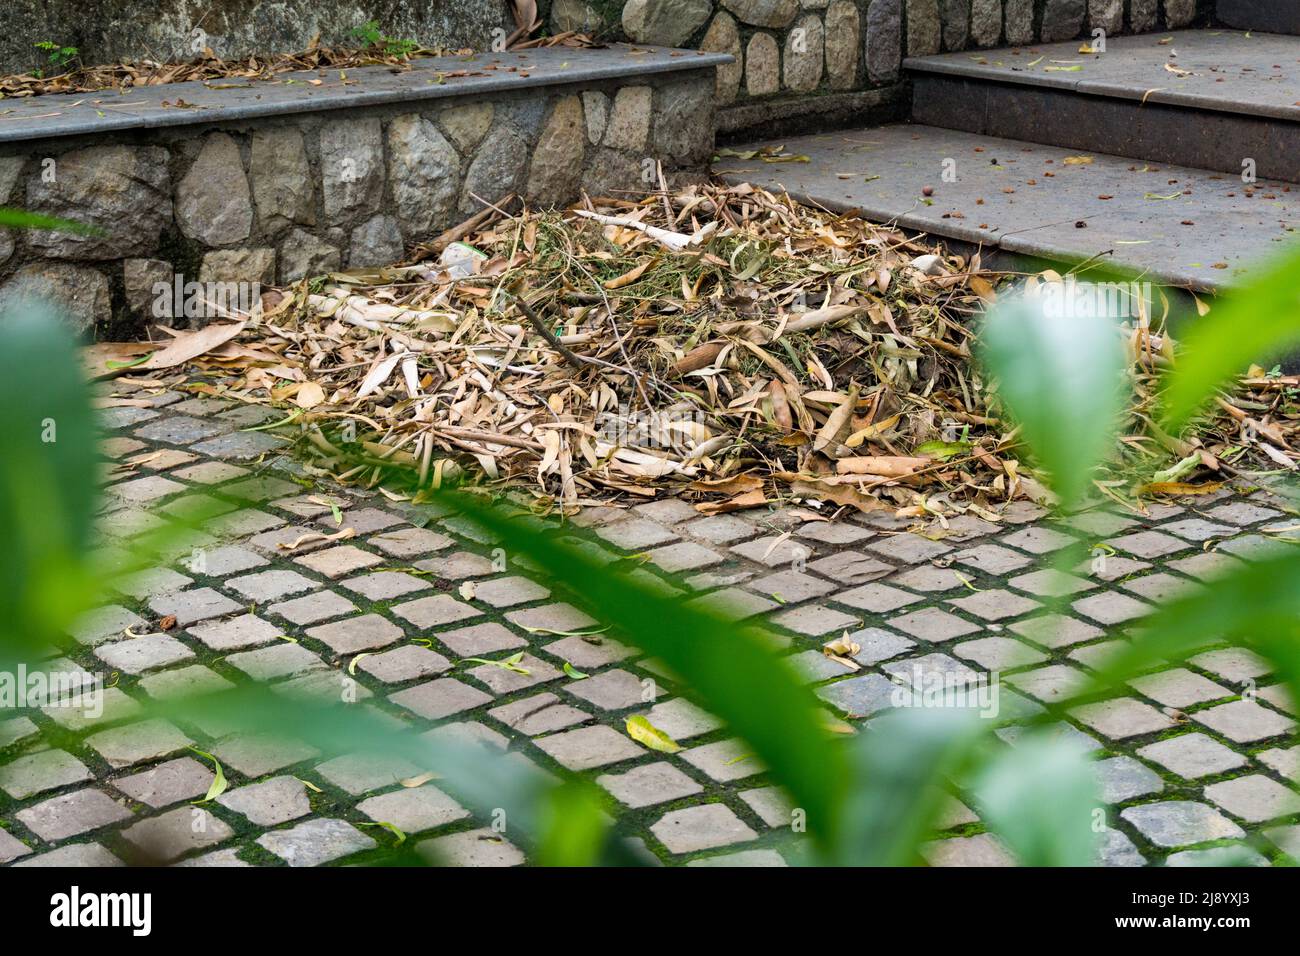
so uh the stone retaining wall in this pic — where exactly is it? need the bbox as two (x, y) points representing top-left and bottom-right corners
(551, 1), (1213, 135)
(0, 61), (716, 335)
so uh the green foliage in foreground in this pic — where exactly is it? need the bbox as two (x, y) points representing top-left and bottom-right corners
(2, 243), (1299, 866)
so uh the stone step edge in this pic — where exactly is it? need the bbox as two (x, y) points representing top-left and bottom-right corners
(0, 45), (733, 146)
(902, 53), (1300, 125)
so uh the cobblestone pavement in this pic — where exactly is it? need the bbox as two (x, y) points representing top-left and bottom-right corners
(2, 379), (1299, 868)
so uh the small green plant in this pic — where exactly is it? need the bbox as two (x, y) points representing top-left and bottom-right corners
(33, 40), (79, 74)
(349, 20), (420, 58)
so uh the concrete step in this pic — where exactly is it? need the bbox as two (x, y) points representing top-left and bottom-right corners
(712, 123), (1299, 292)
(906, 29), (1300, 182)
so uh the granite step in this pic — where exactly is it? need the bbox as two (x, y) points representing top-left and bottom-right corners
(712, 123), (1298, 293)
(1217, 0), (1300, 35)
(906, 29), (1300, 182)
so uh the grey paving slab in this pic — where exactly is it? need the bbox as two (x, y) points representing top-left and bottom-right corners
(907, 29), (1300, 122)
(714, 123), (1298, 291)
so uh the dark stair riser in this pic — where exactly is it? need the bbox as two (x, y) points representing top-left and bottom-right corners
(911, 73), (1300, 184)
(1217, 0), (1300, 34)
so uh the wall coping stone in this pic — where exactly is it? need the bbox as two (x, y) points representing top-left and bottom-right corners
(0, 45), (733, 146)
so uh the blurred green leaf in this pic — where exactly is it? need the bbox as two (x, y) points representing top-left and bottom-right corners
(0, 305), (100, 660)
(439, 489), (850, 851)
(979, 294), (1126, 509)
(0, 207), (103, 235)
(837, 708), (985, 865)
(973, 729), (1100, 866)
(1162, 244), (1300, 431)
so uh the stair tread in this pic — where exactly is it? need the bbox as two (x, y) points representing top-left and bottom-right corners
(904, 29), (1300, 123)
(713, 123), (1299, 291)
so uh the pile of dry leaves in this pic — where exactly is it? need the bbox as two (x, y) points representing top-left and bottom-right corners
(97, 181), (1298, 520)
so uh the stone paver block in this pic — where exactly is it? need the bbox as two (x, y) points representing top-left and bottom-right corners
(389, 678), (494, 720)
(685, 587), (780, 621)
(108, 474), (187, 503)
(268, 589), (359, 625)
(306, 613), (405, 655)
(543, 634), (636, 669)
(294, 545), (384, 578)
(847, 627), (917, 665)
(1120, 801), (1245, 848)
(41, 686), (142, 732)
(1068, 698), (1176, 740)
(922, 833), (1016, 866)
(1128, 668), (1231, 708)
(469, 575), (551, 608)
(1000, 525), (1077, 554)
(598, 761), (704, 808)
(488, 693), (590, 736)
(750, 569), (837, 604)
(1166, 845), (1270, 867)
(645, 698), (723, 740)
(506, 603), (601, 634)
(0, 828), (31, 864)
(1160, 518), (1236, 542)
(13, 843), (124, 867)
(1257, 746), (1299, 782)
(1107, 530), (1190, 559)
(225, 642), (326, 681)
(1193, 699), (1295, 743)
(1203, 775), (1300, 823)
(341, 571), (432, 601)
(437, 622), (527, 657)
(817, 673), (899, 719)
(651, 803), (757, 854)
(680, 738), (765, 782)
(947, 588), (1041, 622)
(952, 636), (1048, 671)
(392, 594), (482, 629)
(113, 757), (215, 808)
(564, 668), (652, 711)
(86, 719), (193, 768)
(468, 653), (564, 694)
(94, 633), (195, 673)
(888, 606), (980, 642)
(1188, 647), (1272, 684)
(771, 604), (861, 636)
(321, 507), (405, 534)
(356, 645), (452, 683)
(315, 752), (425, 796)
(1097, 756), (1164, 804)
(227, 568), (319, 602)
(418, 828), (524, 867)
(1071, 591), (1152, 626)
(645, 541), (726, 574)
(834, 582), (922, 613)
(188, 612), (283, 652)
(15, 788), (133, 841)
(217, 776), (311, 825)
(1137, 733), (1247, 780)
(534, 725), (644, 771)
(1008, 569), (1097, 597)
(952, 544), (1033, 575)
(68, 604), (147, 645)
(121, 806), (233, 863)
(212, 733), (320, 777)
(413, 551), (496, 579)
(730, 535), (816, 568)
(806, 550), (897, 583)
(148, 587), (242, 625)
(190, 430), (287, 459)
(595, 518), (677, 550)
(685, 514), (759, 545)
(258, 818), (376, 867)
(116, 566), (194, 600)
(369, 526), (455, 557)
(865, 534), (953, 564)
(1004, 664), (1089, 704)
(357, 785), (469, 833)
(1008, 613), (1103, 649)
(138, 665), (236, 703)
(1206, 501), (1282, 525)
(740, 786), (795, 828)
